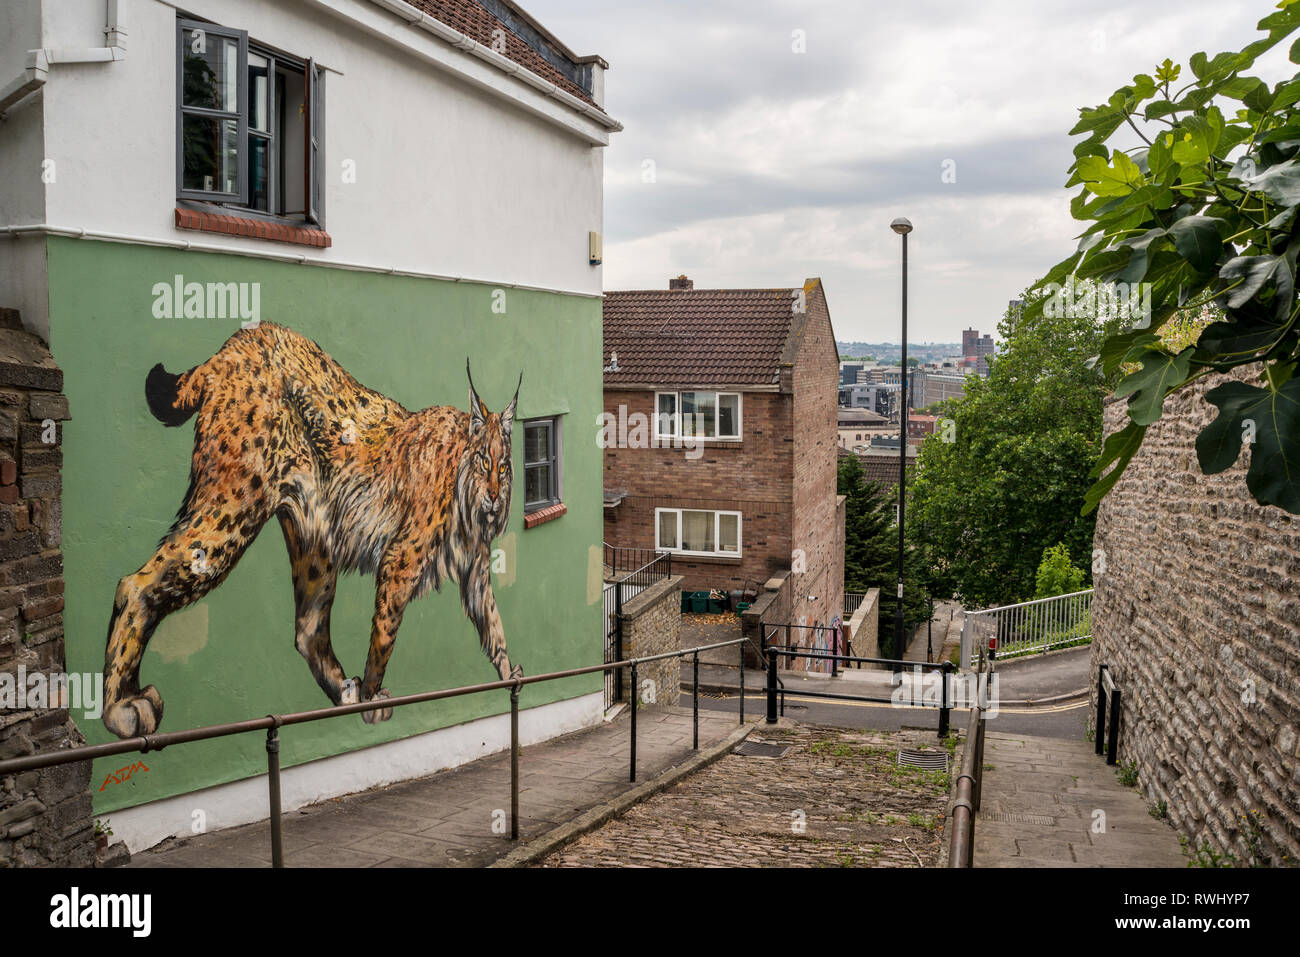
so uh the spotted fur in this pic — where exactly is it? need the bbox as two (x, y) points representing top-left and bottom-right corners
(102, 322), (520, 738)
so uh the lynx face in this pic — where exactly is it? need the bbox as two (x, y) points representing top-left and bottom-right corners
(460, 369), (518, 540)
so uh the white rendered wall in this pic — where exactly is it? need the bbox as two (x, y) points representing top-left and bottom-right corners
(107, 690), (604, 854)
(20, 0), (608, 298)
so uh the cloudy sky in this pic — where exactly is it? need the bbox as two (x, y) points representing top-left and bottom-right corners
(534, 0), (1296, 344)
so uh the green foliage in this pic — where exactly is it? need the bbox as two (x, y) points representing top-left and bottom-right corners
(837, 456), (928, 653)
(1034, 543), (1087, 598)
(909, 293), (1119, 607)
(1117, 759), (1140, 787)
(1183, 836), (1238, 868)
(1031, 3), (1300, 513)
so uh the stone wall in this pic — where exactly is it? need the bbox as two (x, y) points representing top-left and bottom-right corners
(847, 587), (880, 661)
(0, 313), (92, 867)
(741, 569), (794, 667)
(1092, 367), (1300, 866)
(619, 575), (683, 707)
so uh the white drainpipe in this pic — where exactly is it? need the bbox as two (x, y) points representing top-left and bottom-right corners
(0, 0), (126, 118)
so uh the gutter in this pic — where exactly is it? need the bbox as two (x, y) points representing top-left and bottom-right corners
(0, 0), (126, 118)
(0, 223), (603, 300)
(361, 0), (621, 133)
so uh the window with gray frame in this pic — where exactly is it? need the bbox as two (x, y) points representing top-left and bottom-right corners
(523, 417), (561, 512)
(177, 17), (324, 223)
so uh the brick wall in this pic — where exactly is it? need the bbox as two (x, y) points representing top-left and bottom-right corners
(1092, 367), (1300, 865)
(0, 315), (91, 868)
(603, 388), (794, 595)
(618, 575), (682, 707)
(602, 282), (844, 626)
(789, 281), (845, 631)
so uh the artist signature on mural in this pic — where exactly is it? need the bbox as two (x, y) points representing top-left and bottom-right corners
(98, 760), (149, 792)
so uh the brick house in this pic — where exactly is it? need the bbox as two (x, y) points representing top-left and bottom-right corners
(602, 276), (845, 632)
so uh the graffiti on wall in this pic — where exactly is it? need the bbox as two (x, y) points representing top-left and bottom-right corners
(102, 322), (521, 738)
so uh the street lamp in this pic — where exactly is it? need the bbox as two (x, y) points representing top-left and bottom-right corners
(890, 216), (912, 668)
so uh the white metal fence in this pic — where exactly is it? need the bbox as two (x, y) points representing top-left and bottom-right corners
(960, 589), (1093, 668)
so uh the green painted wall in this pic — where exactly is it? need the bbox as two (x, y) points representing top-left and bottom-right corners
(44, 236), (604, 812)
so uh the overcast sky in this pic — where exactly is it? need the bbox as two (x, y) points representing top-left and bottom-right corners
(533, 0), (1296, 344)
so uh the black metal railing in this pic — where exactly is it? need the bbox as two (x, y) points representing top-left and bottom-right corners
(602, 543), (670, 578)
(603, 551), (673, 708)
(762, 620), (856, 675)
(0, 636), (748, 868)
(763, 647), (958, 737)
(1095, 662), (1120, 765)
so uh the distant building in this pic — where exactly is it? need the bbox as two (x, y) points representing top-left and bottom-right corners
(843, 443), (918, 491)
(912, 371), (968, 408)
(839, 382), (897, 419)
(906, 414), (939, 440)
(839, 361), (868, 386)
(962, 328), (994, 356)
(837, 408), (892, 450)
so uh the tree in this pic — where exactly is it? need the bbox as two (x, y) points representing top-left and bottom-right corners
(1034, 543), (1087, 598)
(908, 292), (1122, 608)
(838, 456), (927, 655)
(1032, 3), (1300, 514)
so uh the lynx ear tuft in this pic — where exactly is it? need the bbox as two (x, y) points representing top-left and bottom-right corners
(501, 371), (522, 437)
(467, 359), (486, 434)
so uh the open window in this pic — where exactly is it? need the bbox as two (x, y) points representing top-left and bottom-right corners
(177, 17), (324, 225)
(653, 391), (742, 441)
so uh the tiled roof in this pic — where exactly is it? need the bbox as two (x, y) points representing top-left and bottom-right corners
(842, 446), (915, 489)
(402, 0), (598, 107)
(603, 288), (801, 387)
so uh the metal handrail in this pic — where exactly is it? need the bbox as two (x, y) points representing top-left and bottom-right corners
(948, 646), (993, 867)
(0, 637), (749, 867)
(964, 588), (1093, 616)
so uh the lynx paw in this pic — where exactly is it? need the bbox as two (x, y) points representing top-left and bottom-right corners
(361, 689), (393, 724)
(102, 686), (164, 739)
(339, 677), (360, 706)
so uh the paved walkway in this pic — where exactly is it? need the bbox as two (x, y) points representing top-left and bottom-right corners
(128, 706), (740, 868)
(974, 732), (1186, 867)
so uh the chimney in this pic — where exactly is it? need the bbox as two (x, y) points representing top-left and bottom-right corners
(669, 275), (693, 291)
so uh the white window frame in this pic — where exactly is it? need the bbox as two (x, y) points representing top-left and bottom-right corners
(652, 391), (742, 442)
(522, 415), (562, 513)
(654, 507), (742, 558)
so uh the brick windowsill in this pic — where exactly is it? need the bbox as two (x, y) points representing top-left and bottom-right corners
(524, 502), (567, 529)
(175, 206), (332, 248)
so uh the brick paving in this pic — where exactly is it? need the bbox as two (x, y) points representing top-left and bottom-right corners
(126, 706), (739, 868)
(537, 724), (954, 867)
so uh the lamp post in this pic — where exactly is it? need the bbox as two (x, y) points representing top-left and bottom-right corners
(891, 216), (912, 667)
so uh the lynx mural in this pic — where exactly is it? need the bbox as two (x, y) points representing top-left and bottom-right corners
(101, 322), (522, 739)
